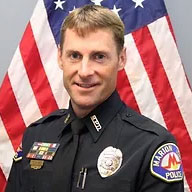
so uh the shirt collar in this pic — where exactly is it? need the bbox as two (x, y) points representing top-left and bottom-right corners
(82, 91), (123, 142)
(59, 91), (123, 142)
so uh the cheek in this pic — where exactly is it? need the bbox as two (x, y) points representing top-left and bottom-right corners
(62, 65), (75, 78)
(62, 69), (71, 86)
(102, 67), (118, 85)
(105, 65), (118, 78)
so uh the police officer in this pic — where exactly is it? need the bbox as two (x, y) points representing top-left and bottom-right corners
(6, 5), (184, 192)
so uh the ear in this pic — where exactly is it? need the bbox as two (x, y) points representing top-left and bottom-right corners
(118, 48), (126, 71)
(57, 45), (63, 70)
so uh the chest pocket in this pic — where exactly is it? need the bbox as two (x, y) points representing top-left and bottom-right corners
(21, 161), (53, 192)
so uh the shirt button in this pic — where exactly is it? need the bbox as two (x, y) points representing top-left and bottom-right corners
(126, 113), (132, 117)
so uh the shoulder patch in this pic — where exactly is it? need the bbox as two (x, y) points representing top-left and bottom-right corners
(150, 143), (183, 182)
(13, 145), (23, 162)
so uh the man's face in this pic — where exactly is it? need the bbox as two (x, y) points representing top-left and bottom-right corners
(58, 28), (126, 116)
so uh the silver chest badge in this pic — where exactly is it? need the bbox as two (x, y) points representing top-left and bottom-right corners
(97, 146), (123, 178)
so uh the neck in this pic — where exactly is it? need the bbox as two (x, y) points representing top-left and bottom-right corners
(71, 103), (97, 118)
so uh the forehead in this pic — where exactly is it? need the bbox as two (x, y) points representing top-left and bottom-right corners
(62, 28), (117, 52)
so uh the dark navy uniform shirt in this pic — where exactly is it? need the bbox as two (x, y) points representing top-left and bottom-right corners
(5, 91), (184, 192)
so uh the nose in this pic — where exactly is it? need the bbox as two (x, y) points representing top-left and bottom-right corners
(78, 57), (94, 78)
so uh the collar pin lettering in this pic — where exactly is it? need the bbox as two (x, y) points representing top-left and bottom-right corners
(90, 115), (102, 132)
(64, 113), (70, 124)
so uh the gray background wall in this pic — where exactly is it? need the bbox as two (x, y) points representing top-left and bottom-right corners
(0, 0), (191, 86)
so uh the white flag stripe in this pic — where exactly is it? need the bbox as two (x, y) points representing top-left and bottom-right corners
(124, 34), (166, 127)
(8, 48), (42, 127)
(184, 175), (191, 192)
(0, 117), (15, 179)
(148, 17), (192, 139)
(30, 0), (69, 109)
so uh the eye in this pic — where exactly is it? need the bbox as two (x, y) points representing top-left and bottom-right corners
(93, 53), (106, 62)
(70, 52), (81, 60)
(66, 51), (82, 62)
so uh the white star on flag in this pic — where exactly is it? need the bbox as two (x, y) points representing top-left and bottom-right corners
(90, 0), (103, 6)
(112, 5), (121, 17)
(54, 0), (65, 10)
(132, 0), (145, 8)
(69, 6), (76, 13)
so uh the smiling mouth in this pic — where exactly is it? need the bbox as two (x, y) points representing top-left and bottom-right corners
(76, 83), (97, 88)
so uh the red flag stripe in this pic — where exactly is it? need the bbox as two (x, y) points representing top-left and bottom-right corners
(117, 69), (140, 113)
(0, 168), (6, 192)
(19, 23), (59, 116)
(8, 48), (42, 126)
(0, 74), (26, 151)
(132, 26), (192, 190)
(30, 0), (69, 109)
(124, 34), (166, 127)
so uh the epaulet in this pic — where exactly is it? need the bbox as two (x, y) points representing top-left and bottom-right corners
(29, 109), (68, 127)
(121, 107), (167, 136)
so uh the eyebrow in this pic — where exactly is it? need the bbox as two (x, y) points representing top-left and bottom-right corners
(65, 50), (81, 55)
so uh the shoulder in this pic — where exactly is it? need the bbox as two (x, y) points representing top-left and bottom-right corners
(21, 109), (69, 154)
(28, 109), (68, 127)
(23, 109), (69, 140)
(119, 105), (183, 183)
(120, 105), (175, 141)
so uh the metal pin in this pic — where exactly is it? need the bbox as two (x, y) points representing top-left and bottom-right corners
(82, 168), (87, 189)
(77, 168), (83, 188)
(77, 167), (88, 189)
(64, 114), (70, 124)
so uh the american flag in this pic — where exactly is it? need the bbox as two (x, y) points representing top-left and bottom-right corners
(0, 0), (191, 191)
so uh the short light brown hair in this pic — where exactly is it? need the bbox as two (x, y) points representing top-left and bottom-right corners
(60, 5), (125, 53)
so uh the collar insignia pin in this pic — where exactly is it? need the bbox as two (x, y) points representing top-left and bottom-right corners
(97, 146), (123, 178)
(64, 113), (70, 124)
(90, 115), (102, 132)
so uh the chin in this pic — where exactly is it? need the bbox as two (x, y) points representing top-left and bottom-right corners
(77, 101), (97, 109)
(73, 97), (99, 109)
